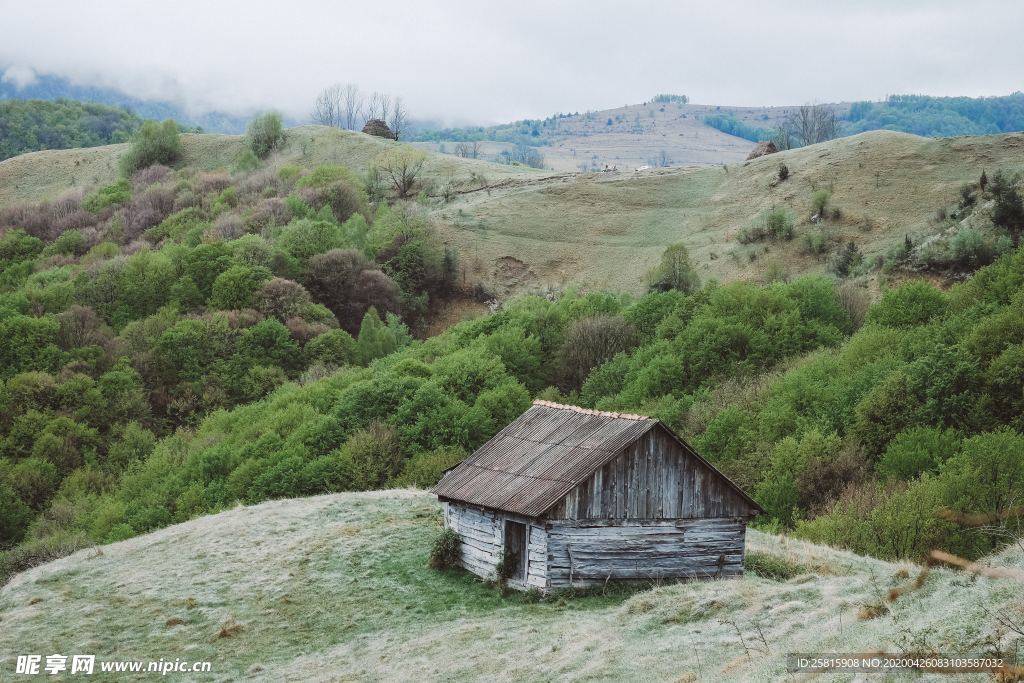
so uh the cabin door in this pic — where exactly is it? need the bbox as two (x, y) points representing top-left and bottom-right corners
(503, 521), (527, 582)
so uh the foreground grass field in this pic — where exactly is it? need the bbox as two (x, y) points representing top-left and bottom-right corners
(1, 490), (1020, 681)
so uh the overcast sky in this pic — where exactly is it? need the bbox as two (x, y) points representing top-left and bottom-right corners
(2, 0), (1022, 124)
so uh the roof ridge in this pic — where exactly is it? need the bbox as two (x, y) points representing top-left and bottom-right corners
(531, 399), (650, 421)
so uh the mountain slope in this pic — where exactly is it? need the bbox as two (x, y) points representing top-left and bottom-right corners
(1, 490), (1018, 682)
(437, 130), (1024, 295)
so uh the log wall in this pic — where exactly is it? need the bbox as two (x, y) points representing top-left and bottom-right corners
(545, 517), (746, 589)
(442, 502), (547, 590)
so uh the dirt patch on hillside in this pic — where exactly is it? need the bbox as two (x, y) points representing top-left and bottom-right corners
(492, 256), (538, 295)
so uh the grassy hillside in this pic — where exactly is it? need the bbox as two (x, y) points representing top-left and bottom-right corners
(2, 489), (1020, 682)
(0, 125), (541, 206)
(438, 130), (1024, 295)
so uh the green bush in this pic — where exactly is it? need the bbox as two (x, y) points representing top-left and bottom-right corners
(83, 180), (131, 213)
(209, 265), (272, 310)
(743, 551), (811, 581)
(245, 112), (285, 159)
(428, 528), (461, 569)
(876, 427), (961, 480)
(827, 242), (862, 277)
(801, 229), (826, 256)
(949, 228), (995, 269)
(120, 120), (182, 175)
(305, 329), (358, 368)
(647, 243), (700, 293)
(811, 190), (831, 217)
(763, 207), (795, 240)
(867, 281), (947, 328)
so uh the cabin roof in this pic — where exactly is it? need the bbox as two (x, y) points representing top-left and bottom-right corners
(432, 400), (761, 518)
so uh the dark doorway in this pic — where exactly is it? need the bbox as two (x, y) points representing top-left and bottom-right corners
(503, 521), (527, 582)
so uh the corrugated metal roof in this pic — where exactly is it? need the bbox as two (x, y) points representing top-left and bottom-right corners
(432, 401), (660, 517)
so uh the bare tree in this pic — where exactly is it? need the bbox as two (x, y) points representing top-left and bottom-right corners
(365, 92), (392, 124)
(453, 141), (481, 159)
(388, 97), (408, 141)
(776, 104), (838, 149)
(342, 84), (363, 130)
(312, 84), (343, 127)
(375, 147), (427, 198)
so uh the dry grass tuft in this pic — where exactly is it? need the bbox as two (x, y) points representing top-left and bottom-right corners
(857, 601), (889, 620)
(215, 618), (244, 639)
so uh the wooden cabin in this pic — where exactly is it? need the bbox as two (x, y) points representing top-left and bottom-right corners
(432, 400), (762, 592)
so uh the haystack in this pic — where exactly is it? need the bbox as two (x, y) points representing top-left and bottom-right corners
(362, 119), (396, 140)
(746, 140), (778, 160)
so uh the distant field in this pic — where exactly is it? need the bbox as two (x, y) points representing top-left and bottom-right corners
(1, 490), (1017, 682)
(414, 101), (858, 172)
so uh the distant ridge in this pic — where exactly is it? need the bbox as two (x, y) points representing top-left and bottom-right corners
(0, 67), (255, 133)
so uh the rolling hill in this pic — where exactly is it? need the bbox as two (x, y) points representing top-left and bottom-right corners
(3, 126), (1023, 300)
(435, 130), (1024, 296)
(1, 489), (1019, 681)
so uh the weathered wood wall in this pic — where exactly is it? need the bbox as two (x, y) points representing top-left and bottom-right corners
(442, 502), (547, 590)
(545, 517), (746, 589)
(546, 427), (756, 520)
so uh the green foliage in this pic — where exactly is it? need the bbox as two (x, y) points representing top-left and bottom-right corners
(82, 179), (132, 213)
(429, 528), (462, 569)
(0, 99), (141, 161)
(276, 218), (347, 261)
(0, 483), (33, 548)
(844, 93), (1024, 137)
(828, 241), (863, 277)
(811, 190), (831, 217)
(647, 243), (700, 293)
(802, 229), (826, 256)
(120, 120), (182, 175)
(356, 308), (399, 365)
(305, 329), (357, 368)
(867, 281), (947, 328)
(990, 170), (1024, 239)
(245, 112), (285, 159)
(209, 265), (272, 310)
(876, 427), (961, 480)
(743, 551), (812, 581)
(701, 114), (772, 142)
(740, 208), (794, 243)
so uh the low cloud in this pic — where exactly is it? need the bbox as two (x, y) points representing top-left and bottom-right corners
(2, 0), (1023, 124)
(2, 65), (38, 89)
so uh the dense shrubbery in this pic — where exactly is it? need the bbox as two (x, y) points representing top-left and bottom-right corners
(0, 157), (458, 557)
